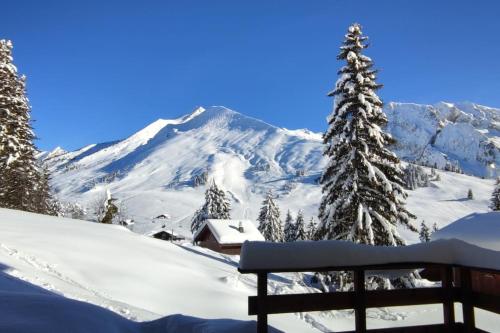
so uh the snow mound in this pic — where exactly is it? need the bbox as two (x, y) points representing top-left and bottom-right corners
(239, 239), (500, 272)
(0, 208), (313, 332)
(432, 212), (500, 251)
(0, 290), (283, 333)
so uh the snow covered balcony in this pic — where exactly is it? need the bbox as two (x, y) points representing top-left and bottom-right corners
(238, 238), (500, 333)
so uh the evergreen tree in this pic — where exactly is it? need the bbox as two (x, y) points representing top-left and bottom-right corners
(419, 221), (430, 243)
(317, 24), (416, 245)
(0, 40), (52, 213)
(190, 180), (231, 233)
(431, 223), (439, 233)
(32, 166), (58, 215)
(307, 217), (316, 240)
(257, 191), (283, 242)
(467, 189), (474, 200)
(283, 210), (296, 242)
(490, 178), (500, 211)
(294, 210), (307, 241)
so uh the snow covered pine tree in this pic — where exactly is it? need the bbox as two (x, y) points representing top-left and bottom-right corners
(317, 24), (416, 245)
(490, 178), (500, 211)
(419, 221), (431, 243)
(307, 217), (316, 240)
(294, 210), (308, 241)
(283, 210), (296, 242)
(0, 40), (54, 214)
(190, 179), (231, 233)
(257, 191), (284, 242)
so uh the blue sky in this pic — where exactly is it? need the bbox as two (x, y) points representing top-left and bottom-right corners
(3, 0), (500, 150)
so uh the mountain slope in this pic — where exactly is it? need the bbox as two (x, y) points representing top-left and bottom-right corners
(385, 101), (499, 177)
(43, 103), (498, 240)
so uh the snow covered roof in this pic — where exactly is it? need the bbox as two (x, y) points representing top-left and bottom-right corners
(146, 228), (181, 237)
(239, 238), (500, 272)
(194, 219), (264, 245)
(432, 212), (500, 251)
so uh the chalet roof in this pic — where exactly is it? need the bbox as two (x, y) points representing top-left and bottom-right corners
(194, 219), (264, 245)
(432, 212), (500, 251)
(147, 229), (182, 237)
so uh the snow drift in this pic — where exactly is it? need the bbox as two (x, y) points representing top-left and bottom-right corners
(239, 238), (500, 272)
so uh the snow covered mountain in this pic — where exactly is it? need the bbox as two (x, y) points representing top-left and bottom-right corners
(42, 103), (498, 239)
(385, 101), (499, 177)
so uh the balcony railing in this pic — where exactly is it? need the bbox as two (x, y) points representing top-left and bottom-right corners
(238, 240), (500, 333)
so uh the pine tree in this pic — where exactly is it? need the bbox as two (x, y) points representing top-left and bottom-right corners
(431, 223), (439, 233)
(419, 221), (430, 243)
(0, 39), (50, 213)
(307, 217), (316, 240)
(190, 180), (231, 233)
(283, 210), (296, 242)
(32, 166), (58, 215)
(467, 189), (474, 200)
(257, 191), (284, 242)
(317, 24), (416, 245)
(294, 210), (307, 241)
(490, 178), (500, 211)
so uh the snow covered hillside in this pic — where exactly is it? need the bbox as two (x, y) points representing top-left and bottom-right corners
(0, 208), (304, 332)
(2, 209), (497, 332)
(42, 104), (498, 238)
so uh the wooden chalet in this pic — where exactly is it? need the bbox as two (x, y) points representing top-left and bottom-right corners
(193, 219), (264, 255)
(150, 229), (185, 242)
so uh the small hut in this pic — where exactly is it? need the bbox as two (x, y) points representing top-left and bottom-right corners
(193, 219), (264, 255)
(150, 229), (185, 242)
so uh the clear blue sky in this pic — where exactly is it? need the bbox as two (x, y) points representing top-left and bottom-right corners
(2, 0), (500, 151)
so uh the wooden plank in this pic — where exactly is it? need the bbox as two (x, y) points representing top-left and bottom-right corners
(336, 323), (465, 332)
(249, 292), (356, 315)
(442, 266), (455, 331)
(257, 272), (268, 333)
(461, 268), (475, 333)
(471, 291), (500, 314)
(248, 287), (458, 315)
(354, 269), (366, 333)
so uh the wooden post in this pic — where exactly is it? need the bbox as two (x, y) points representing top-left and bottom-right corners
(461, 267), (475, 333)
(441, 265), (455, 331)
(257, 272), (268, 333)
(354, 270), (366, 333)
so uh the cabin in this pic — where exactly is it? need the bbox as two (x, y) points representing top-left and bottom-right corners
(423, 211), (500, 295)
(193, 219), (264, 255)
(150, 229), (185, 242)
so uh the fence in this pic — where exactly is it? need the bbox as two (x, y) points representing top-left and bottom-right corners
(238, 262), (500, 333)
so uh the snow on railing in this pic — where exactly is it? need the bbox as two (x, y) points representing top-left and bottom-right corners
(238, 239), (500, 333)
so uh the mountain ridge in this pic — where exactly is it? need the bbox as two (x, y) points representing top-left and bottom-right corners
(42, 102), (497, 241)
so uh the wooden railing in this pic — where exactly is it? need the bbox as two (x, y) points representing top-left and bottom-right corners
(238, 263), (500, 333)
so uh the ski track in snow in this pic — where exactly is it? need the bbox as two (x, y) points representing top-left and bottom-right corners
(0, 243), (147, 320)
